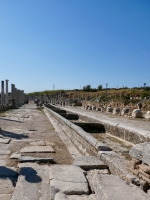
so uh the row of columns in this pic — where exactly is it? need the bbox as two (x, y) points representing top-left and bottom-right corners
(0, 80), (25, 107)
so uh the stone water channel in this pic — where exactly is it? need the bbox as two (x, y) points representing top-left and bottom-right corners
(0, 102), (149, 199)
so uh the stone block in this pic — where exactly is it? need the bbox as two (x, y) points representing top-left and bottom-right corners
(20, 145), (55, 153)
(50, 165), (89, 200)
(91, 174), (148, 200)
(19, 156), (53, 163)
(73, 156), (107, 170)
(129, 142), (150, 166)
(0, 138), (11, 144)
(132, 109), (142, 118)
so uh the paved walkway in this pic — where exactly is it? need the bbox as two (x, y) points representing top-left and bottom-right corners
(60, 106), (150, 131)
(0, 103), (149, 199)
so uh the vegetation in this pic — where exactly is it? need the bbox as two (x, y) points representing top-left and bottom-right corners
(27, 85), (150, 102)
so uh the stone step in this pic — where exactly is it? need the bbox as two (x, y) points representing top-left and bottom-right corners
(73, 156), (107, 170)
(11, 163), (50, 200)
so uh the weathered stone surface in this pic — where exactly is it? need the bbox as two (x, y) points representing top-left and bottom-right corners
(0, 150), (11, 155)
(20, 131), (34, 135)
(0, 194), (12, 200)
(0, 160), (6, 166)
(98, 151), (146, 189)
(30, 141), (45, 146)
(86, 169), (110, 193)
(121, 108), (129, 115)
(55, 193), (97, 200)
(0, 177), (16, 194)
(106, 107), (113, 113)
(11, 164), (50, 200)
(0, 166), (18, 178)
(19, 156), (53, 163)
(112, 107), (120, 115)
(50, 165), (89, 200)
(9, 152), (21, 159)
(129, 142), (150, 166)
(0, 138), (11, 144)
(132, 109), (142, 118)
(20, 145), (55, 153)
(73, 156), (107, 170)
(91, 174), (148, 200)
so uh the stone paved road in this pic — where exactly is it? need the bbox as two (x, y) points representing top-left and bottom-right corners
(0, 103), (74, 199)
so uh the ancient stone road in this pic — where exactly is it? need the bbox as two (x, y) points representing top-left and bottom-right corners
(0, 103), (149, 199)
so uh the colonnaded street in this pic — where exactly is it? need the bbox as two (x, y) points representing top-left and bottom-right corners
(0, 101), (149, 200)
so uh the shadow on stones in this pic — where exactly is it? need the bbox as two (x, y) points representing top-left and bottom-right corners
(0, 166), (18, 187)
(0, 117), (24, 123)
(1, 130), (28, 140)
(20, 167), (42, 183)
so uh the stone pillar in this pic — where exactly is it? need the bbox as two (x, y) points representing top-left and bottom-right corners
(11, 84), (15, 100)
(5, 80), (9, 104)
(1, 81), (4, 105)
(14, 87), (17, 105)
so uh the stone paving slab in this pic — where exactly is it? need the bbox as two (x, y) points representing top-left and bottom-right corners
(19, 156), (53, 163)
(0, 139), (11, 144)
(0, 177), (16, 194)
(91, 174), (148, 200)
(73, 156), (107, 170)
(11, 163), (50, 200)
(50, 165), (89, 200)
(55, 193), (97, 200)
(30, 141), (45, 146)
(0, 194), (12, 200)
(20, 145), (55, 153)
(0, 150), (11, 155)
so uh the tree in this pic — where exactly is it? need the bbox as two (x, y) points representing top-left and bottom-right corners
(97, 85), (103, 91)
(83, 84), (91, 92)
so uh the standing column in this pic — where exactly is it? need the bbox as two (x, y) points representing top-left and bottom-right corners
(14, 87), (17, 105)
(11, 84), (15, 99)
(1, 81), (4, 105)
(5, 80), (9, 104)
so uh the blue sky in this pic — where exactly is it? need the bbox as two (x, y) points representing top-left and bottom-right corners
(0, 0), (150, 93)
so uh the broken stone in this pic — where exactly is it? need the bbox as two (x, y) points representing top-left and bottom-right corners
(9, 152), (21, 159)
(0, 138), (11, 144)
(73, 156), (107, 170)
(50, 165), (89, 200)
(19, 156), (53, 163)
(132, 109), (142, 118)
(30, 141), (45, 146)
(20, 146), (55, 153)
(129, 142), (150, 166)
(91, 174), (148, 200)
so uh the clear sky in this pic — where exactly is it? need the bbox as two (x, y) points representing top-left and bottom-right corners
(0, 0), (150, 93)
